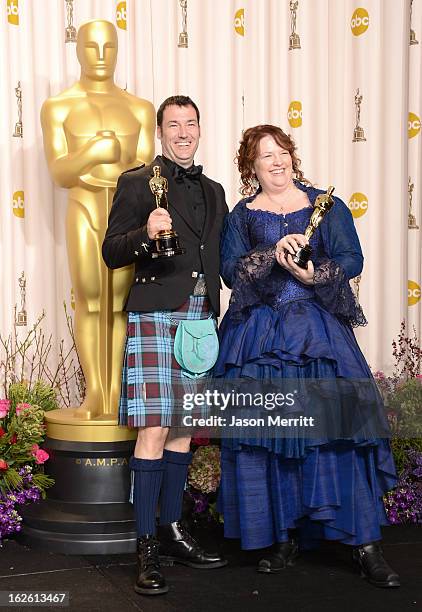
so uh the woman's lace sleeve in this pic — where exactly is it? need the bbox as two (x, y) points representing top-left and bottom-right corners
(314, 259), (367, 327)
(229, 245), (277, 322)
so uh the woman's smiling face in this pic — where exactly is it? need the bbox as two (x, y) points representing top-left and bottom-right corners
(253, 134), (293, 193)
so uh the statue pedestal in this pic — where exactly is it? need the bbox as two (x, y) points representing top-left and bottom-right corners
(20, 410), (137, 554)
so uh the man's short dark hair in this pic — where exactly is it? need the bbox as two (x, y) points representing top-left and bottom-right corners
(157, 96), (200, 127)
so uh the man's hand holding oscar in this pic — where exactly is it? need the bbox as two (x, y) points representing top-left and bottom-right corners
(147, 208), (173, 240)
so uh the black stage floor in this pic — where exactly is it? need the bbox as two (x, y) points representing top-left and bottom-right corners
(1, 525), (421, 612)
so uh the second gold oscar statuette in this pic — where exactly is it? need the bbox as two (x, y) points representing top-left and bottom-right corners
(292, 186), (335, 269)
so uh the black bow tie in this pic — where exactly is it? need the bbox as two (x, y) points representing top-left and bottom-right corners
(174, 164), (203, 182)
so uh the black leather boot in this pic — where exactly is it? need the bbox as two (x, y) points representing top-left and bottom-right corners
(158, 521), (227, 569)
(257, 538), (299, 573)
(135, 535), (168, 595)
(352, 542), (400, 588)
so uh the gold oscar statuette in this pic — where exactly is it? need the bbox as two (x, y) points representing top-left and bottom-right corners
(178, 0), (188, 48)
(16, 271), (27, 327)
(149, 166), (186, 258)
(408, 177), (419, 229)
(352, 88), (366, 142)
(40, 19), (155, 437)
(13, 81), (23, 138)
(65, 0), (77, 43)
(289, 0), (301, 50)
(292, 186), (335, 269)
(410, 0), (419, 45)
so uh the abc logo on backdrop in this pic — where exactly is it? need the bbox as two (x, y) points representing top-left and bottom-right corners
(288, 101), (302, 128)
(7, 0), (19, 25)
(348, 193), (368, 218)
(116, 1), (127, 30)
(12, 191), (24, 218)
(408, 112), (421, 139)
(234, 8), (244, 36)
(351, 8), (369, 36)
(408, 280), (421, 306)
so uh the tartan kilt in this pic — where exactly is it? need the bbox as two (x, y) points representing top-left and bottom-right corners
(119, 295), (215, 428)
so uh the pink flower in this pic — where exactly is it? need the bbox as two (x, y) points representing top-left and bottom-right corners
(34, 449), (49, 464)
(15, 402), (31, 416)
(30, 443), (49, 464)
(10, 433), (17, 444)
(0, 459), (8, 470)
(0, 427), (5, 437)
(0, 399), (10, 418)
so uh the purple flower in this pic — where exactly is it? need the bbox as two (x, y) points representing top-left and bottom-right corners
(384, 450), (422, 525)
(0, 465), (42, 542)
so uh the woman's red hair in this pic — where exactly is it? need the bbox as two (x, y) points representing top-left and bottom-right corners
(236, 125), (310, 195)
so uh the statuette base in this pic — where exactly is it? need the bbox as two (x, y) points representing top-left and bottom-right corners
(289, 33), (301, 50)
(13, 122), (23, 138)
(353, 127), (366, 142)
(292, 244), (312, 269)
(178, 32), (188, 48)
(151, 231), (186, 259)
(16, 310), (27, 326)
(410, 29), (419, 45)
(408, 214), (419, 229)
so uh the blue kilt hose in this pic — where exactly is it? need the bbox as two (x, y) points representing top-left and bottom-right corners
(119, 294), (214, 428)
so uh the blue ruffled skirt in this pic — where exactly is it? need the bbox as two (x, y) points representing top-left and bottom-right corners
(214, 299), (397, 549)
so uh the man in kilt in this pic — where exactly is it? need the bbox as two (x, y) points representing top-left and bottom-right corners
(102, 96), (228, 595)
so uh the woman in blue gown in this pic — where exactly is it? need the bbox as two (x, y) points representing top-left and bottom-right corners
(215, 125), (400, 588)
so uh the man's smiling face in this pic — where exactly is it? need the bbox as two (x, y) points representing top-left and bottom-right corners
(157, 104), (200, 168)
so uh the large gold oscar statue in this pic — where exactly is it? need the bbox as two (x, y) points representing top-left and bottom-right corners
(41, 20), (155, 439)
(21, 19), (154, 555)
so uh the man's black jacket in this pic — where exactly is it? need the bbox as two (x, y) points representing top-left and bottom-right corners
(102, 156), (228, 315)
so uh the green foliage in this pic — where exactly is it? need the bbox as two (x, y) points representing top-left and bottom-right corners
(33, 473), (55, 498)
(8, 380), (58, 413)
(1, 405), (46, 462)
(0, 396), (53, 497)
(0, 468), (21, 494)
(390, 437), (422, 475)
(208, 501), (224, 524)
(388, 379), (422, 438)
(376, 323), (422, 477)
